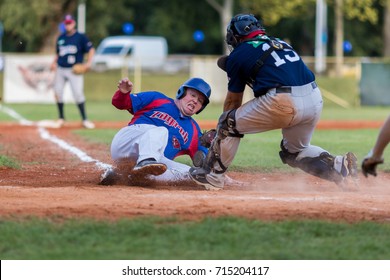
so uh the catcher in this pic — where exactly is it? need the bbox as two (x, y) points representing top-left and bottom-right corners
(190, 14), (358, 190)
(50, 14), (95, 129)
(100, 77), (216, 186)
(362, 115), (390, 177)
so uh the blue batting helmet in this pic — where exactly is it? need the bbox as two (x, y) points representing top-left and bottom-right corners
(177, 77), (211, 114)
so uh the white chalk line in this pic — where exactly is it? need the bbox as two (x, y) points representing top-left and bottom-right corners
(0, 104), (113, 180)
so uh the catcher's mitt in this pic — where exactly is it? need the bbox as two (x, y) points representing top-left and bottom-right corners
(361, 153), (384, 177)
(72, 63), (87, 74)
(193, 150), (206, 167)
(199, 129), (216, 148)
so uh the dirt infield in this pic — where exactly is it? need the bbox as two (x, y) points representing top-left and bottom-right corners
(1, 121), (390, 222)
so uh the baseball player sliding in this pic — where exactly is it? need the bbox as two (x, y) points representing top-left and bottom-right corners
(190, 14), (358, 190)
(100, 77), (215, 186)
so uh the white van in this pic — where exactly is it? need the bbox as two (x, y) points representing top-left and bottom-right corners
(91, 36), (168, 72)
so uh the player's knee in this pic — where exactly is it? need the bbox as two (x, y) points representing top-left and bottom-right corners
(218, 109), (243, 139)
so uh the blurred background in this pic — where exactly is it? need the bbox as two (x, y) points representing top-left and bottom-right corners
(0, 0), (390, 106)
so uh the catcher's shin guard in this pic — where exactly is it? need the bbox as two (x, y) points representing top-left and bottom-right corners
(295, 153), (344, 183)
(202, 109), (244, 172)
(203, 137), (227, 173)
(279, 141), (343, 183)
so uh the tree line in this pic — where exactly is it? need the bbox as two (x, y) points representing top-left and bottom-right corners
(0, 0), (388, 57)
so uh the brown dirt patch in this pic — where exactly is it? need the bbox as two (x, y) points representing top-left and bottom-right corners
(1, 121), (390, 222)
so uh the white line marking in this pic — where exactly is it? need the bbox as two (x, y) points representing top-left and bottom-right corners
(38, 126), (112, 171)
(0, 104), (113, 180)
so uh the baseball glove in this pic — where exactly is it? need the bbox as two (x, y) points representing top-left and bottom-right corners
(199, 129), (216, 148)
(193, 150), (206, 167)
(361, 154), (384, 177)
(72, 63), (87, 74)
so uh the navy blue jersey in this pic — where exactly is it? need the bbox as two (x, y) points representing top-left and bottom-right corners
(113, 90), (207, 160)
(226, 35), (315, 95)
(56, 32), (93, 68)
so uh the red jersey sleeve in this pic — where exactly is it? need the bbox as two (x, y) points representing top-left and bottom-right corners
(112, 90), (133, 113)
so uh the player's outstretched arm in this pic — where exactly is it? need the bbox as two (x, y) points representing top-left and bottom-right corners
(112, 78), (134, 110)
(362, 115), (390, 177)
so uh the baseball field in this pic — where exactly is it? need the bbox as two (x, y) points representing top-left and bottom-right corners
(1, 73), (390, 261)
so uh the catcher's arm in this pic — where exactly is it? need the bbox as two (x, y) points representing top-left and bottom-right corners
(361, 115), (390, 177)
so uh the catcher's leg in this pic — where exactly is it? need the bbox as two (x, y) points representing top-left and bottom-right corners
(279, 141), (357, 184)
(190, 109), (243, 190)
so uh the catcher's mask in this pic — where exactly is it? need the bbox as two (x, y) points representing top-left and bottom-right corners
(226, 14), (265, 49)
(176, 77), (211, 114)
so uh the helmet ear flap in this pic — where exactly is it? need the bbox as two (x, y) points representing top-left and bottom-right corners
(226, 28), (239, 49)
(176, 86), (185, 99)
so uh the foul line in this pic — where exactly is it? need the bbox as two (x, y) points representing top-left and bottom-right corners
(0, 104), (113, 180)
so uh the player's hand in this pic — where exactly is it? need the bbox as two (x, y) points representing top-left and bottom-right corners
(361, 152), (384, 177)
(50, 62), (57, 72)
(118, 77), (133, 94)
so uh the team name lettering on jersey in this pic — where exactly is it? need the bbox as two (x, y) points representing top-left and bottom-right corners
(59, 45), (78, 56)
(150, 111), (189, 143)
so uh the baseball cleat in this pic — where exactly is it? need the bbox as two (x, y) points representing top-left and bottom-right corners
(346, 152), (358, 178)
(56, 118), (65, 128)
(336, 152), (359, 189)
(131, 158), (167, 176)
(341, 152), (358, 178)
(82, 120), (95, 129)
(189, 167), (224, 191)
(99, 168), (121, 186)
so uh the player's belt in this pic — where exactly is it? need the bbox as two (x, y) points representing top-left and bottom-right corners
(275, 87), (292, 93)
(275, 81), (317, 94)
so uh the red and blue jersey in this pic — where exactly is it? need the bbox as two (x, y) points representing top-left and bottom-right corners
(112, 90), (207, 160)
(226, 35), (315, 95)
(56, 31), (93, 68)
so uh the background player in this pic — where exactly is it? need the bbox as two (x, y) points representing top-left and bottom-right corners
(50, 14), (95, 129)
(361, 115), (390, 177)
(100, 77), (212, 186)
(190, 13), (358, 190)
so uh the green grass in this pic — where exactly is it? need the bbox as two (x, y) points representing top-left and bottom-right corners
(1, 217), (390, 260)
(2, 73), (390, 260)
(0, 155), (20, 169)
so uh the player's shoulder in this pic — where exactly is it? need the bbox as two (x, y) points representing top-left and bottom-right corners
(193, 119), (202, 130)
(57, 32), (67, 40)
(142, 91), (171, 99)
(135, 91), (173, 103)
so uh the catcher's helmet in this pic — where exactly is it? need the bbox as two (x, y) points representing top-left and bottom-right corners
(226, 14), (265, 48)
(177, 77), (211, 114)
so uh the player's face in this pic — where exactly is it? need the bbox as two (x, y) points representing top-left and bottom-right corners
(64, 21), (76, 34)
(178, 88), (205, 116)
